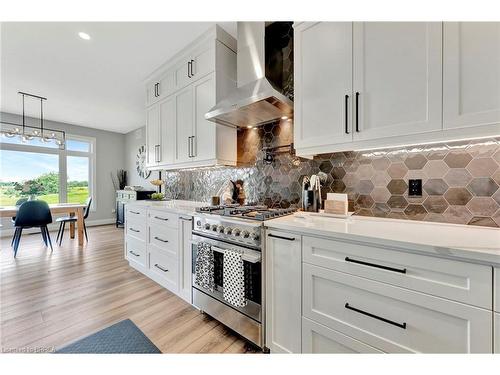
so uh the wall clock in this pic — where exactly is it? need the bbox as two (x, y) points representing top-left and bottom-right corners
(136, 145), (151, 179)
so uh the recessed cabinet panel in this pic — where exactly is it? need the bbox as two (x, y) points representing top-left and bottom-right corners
(146, 105), (160, 166)
(175, 86), (194, 163)
(294, 22), (353, 149)
(191, 45), (215, 80)
(352, 22), (443, 141)
(443, 22), (500, 129)
(495, 313), (500, 353)
(159, 96), (175, 165)
(192, 74), (216, 161)
(174, 58), (192, 92)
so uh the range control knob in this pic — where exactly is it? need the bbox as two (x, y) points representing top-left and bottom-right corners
(224, 227), (233, 235)
(196, 220), (202, 227)
(232, 228), (241, 236)
(204, 223), (211, 230)
(250, 232), (260, 241)
(211, 224), (218, 231)
(241, 230), (250, 238)
(217, 225), (225, 233)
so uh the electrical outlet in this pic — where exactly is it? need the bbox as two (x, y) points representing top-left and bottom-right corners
(408, 179), (423, 197)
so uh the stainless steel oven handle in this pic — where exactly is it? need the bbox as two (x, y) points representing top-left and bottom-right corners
(191, 240), (261, 264)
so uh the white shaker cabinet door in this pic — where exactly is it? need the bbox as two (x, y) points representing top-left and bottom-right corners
(352, 22), (442, 141)
(146, 104), (160, 166)
(495, 313), (500, 353)
(443, 22), (500, 130)
(294, 22), (353, 152)
(265, 230), (302, 353)
(175, 85), (193, 163)
(192, 74), (216, 162)
(159, 95), (175, 165)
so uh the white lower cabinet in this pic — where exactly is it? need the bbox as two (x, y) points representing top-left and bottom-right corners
(302, 263), (492, 353)
(494, 267), (499, 313)
(124, 207), (193, 303)
(265, 230), (302, 353)
(495, 313), (500, 354)
(302, 317), (383, 353)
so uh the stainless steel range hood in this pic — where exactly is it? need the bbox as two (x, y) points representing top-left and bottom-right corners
(205, 22), (293, 128)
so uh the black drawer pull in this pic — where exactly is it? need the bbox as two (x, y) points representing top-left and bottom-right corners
(355, 92), (360, 132)
(345, 303), (407, 329)
(268, 233), (295, 241)
(129, 228), (140, 233)
(129, 211), (140, 215)
(154, 216), (169, 221)
(345, 257), (406, 274)
(129, 250), (140, 257)
(154, 236), (169, 243)
(154, 264), (169, 272)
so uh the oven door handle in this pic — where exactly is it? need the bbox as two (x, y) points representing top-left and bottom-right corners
(191, 240), (261, 264)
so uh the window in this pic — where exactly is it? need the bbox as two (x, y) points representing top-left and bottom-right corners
(0, 134), (96, 208)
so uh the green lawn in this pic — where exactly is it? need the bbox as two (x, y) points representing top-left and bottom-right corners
(0, 186), (89, 206)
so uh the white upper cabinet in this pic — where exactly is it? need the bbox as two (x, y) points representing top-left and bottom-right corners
(443, 22), (500, 130)
(352, 22), (443, 141)
(144, 25), (237, 170)
(294, 22), (353, 150)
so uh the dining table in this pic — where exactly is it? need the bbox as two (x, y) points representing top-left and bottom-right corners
(0, 203), (87, 246)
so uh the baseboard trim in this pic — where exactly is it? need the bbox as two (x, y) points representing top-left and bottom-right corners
(0, 218), (116, 238)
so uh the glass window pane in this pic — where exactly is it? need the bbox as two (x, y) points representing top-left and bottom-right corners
(67, 156), (89, 204)
(66, 139), (90, 152)
(0, 150), (59, 205)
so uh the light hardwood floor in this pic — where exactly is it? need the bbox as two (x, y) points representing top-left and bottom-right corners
(0, 225), (257, 353)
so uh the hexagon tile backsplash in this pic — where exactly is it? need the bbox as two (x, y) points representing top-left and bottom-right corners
(162, 122), (500, 228)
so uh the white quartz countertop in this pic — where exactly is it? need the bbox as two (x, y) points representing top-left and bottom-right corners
(125, 199), (207, 215)
(266, 213), (500, 265)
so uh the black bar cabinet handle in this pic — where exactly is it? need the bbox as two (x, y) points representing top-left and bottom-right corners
(128, 250), (140, 257)
(129, 228), (140, 233)
(154, 216), (169, 221)
(345, 94), (349, 134)
(345, 303), (407, 329)
(345, 257), (407, 274)
(156, 82), (160, 97)
(190, 59), (195, 76)
(355, 92), (360, 132)
(187, 61), (191, 78)
(154, 264), (169, 272)
(268, 233), (295, 241)
(129, 211), (140, 215)
(154, 236), (169, 243)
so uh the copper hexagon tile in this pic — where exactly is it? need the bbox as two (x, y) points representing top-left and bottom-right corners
(468, 217), (499, 228)
(444, 187), (473, 205)
(387, 179), (408, 195)
(372, 171), (391, 187)
(443, 205), (473, 225)
(387, 195), (409, 210)
(387, 162), (408, 179)
(404, 204), (428, 220)
(423, 160), (449, 178)
(356, 180), (375, 195)
(466, 197), (499, 216)
(466, 158), (499, 177)
(371, 187), (392, 203)
(492, 209), (500, 226)
(372, 157), (391, 171)
(467, 178), (499, 197)
(423, 179), (448, 195)
(423, 196), (448, 214)
(444, 168), (473, 187)
(356, 194), (375, 209)
(444, 151), (473, 168)
(425, 213), (447, 223)
(404, 154), (428, 170)
(357, 164), (375, 179)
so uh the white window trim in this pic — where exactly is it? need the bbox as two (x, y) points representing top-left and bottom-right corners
(0, 134), (96, 210)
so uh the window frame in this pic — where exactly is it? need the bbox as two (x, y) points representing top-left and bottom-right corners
(0, 134), (96, 210)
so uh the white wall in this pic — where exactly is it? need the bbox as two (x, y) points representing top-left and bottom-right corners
(1, 111), (126, 230)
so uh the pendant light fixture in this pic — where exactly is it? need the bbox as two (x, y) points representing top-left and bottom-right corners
(0, 91), (66, 149)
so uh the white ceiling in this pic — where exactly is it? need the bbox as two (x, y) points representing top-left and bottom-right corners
(0, 22), (237, 133)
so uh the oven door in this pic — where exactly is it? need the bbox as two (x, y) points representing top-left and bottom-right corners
(191, 234), (262, 323)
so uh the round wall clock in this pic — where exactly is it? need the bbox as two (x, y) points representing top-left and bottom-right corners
(136, 145), (151, 179)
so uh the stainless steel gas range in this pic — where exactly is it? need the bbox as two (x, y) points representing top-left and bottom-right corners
(191, 204), (296, 348)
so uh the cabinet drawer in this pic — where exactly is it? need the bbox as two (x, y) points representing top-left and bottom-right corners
(303, 235), (492, 309)
(125, 220), (147, 242)
(125, 236), (147, 268)
(149, 247), (178, 292)
(302, 317), (383, 353)
(149, 210), (178, 229)
(495, 268), (499, 313)
(126, 206), (147, 220)
(303, 263), (492, 353)
(149, 223), (179, 258)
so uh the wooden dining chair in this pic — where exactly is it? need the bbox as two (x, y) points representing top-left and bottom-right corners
(56, 197), (92, 245)
(12, 200), (53, 257)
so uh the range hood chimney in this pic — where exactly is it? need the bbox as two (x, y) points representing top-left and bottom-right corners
(205, 22), (294, 128)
